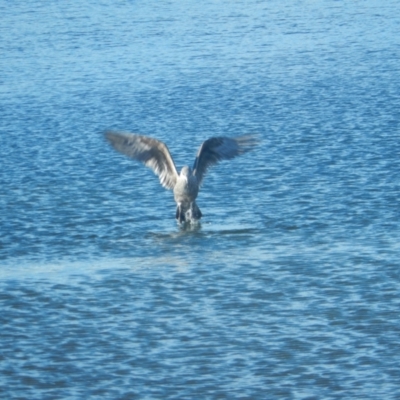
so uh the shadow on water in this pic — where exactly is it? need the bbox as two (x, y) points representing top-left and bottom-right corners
(146, 221), (260, 242)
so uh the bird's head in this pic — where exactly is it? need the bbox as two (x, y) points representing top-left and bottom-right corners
(180, 166), (192, 178)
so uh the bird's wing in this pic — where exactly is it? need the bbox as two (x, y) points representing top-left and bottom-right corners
(192, 135), (258, 186)
(105, 131), (179, 190)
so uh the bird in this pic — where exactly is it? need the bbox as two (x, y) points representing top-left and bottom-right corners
(105, 131), (258, 223)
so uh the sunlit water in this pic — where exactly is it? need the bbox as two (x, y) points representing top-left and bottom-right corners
(1, 1), (400, 398)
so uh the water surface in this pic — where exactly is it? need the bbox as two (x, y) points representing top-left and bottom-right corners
(1, 1), (400, 398)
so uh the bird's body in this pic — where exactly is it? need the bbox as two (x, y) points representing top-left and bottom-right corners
(173, 166), (202, 222)
(105, 131), (257, 223)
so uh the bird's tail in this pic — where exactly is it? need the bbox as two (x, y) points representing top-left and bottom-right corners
(176, 202), (202, 223)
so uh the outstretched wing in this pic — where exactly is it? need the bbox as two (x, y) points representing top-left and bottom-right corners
(105, 131), (179, 190)
(193, 135), (258, 186)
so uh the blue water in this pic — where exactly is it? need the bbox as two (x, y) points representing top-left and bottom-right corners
(1, 1), (400, 398)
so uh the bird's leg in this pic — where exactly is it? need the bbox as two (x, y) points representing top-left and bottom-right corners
(190, 202), (202, 220)
(176, 203), (185, 223)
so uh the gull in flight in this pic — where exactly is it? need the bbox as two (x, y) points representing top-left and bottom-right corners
(105, 131), (258, 223)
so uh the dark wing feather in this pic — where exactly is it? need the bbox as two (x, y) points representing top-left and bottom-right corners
(193, 135), (258, 186)
(105, 131), (178, 189)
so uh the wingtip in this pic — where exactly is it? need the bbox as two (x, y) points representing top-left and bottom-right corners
(235, 133), (260, 152)
(104, 130), (132, 146)
(104, 130), (117, 143)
